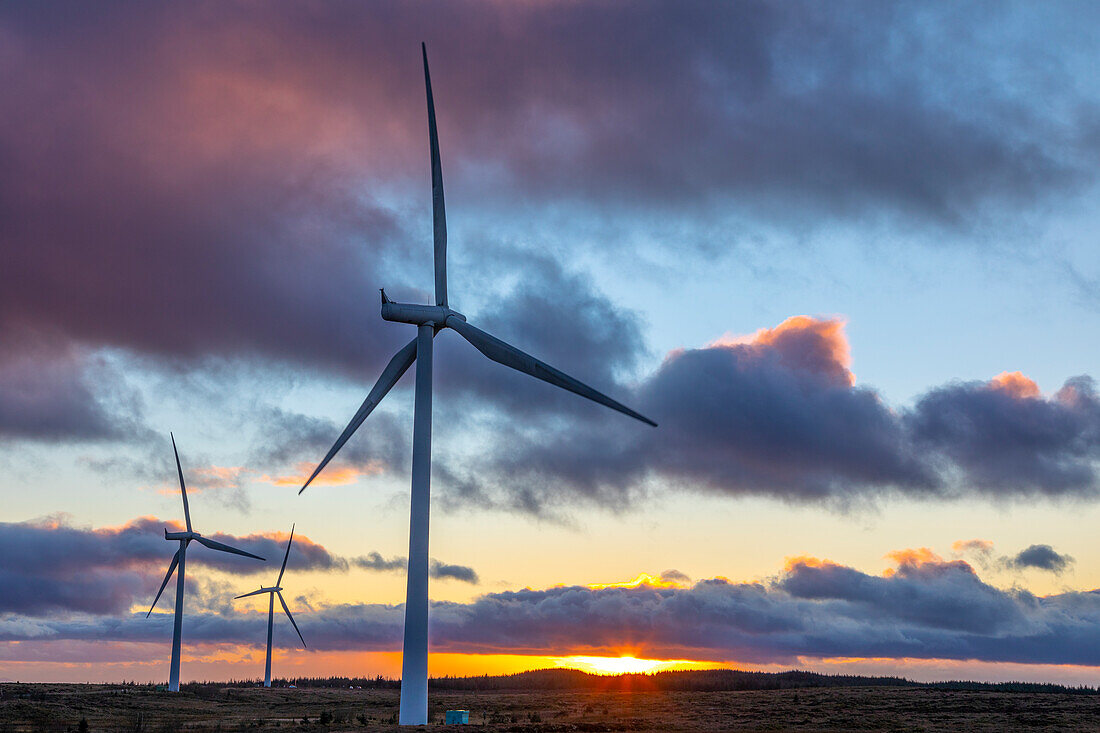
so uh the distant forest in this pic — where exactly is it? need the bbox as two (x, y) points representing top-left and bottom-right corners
(167, 668), (1097, 696)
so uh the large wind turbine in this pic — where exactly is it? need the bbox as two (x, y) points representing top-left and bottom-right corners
(147, 433), (266, 691)
(234, 524), (308, 688)
(299, 44), (656, 725)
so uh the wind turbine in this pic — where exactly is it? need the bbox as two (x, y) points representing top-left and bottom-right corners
(298, 44), (656, 725)
(234, 524), (308, 688)
(147, 433), (266, 691)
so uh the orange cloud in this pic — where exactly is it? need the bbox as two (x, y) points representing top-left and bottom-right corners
(882, 547), (942, 576)
(783, 555), (843, 572)
(885, 547), (943, 566)
(710, 316), (854, 386)
(952, 539), (994, 555)
(258, 461), (386, 487)
(883, 547), (975, 577)
(989, 371), (1040, 399)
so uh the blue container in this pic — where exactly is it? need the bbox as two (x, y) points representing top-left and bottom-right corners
(445, 710), (470, 724)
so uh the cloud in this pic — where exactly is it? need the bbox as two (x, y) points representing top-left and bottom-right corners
(447, 316), (934, 512)
(2, 2), (1099, 517)
(353, 553), (479, 585)
(5, 552), (1099, 668)
(435, 249), (647, 422)
(952, 539), (994, 556)
(782, 551), (1027, 634)
(250, 406), (408, 488)
(3, 1), (1098, 384)
(660, 569), (691, 584)
(442, 316), (1100, 514)
(1007, 545), (1075, 574)
(0, 517), (344, 615)
(908, 375), (1100, 496)
(0, 331), (146, 442)
(0, 516), (483, 615)
(430, 561), (480, 585)
(354, 553), (406, 573)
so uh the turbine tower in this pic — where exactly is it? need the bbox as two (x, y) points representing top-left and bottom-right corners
(299, 44), (656, 725)
(147, 433), (266, 691)
(234, 524), (308, 688)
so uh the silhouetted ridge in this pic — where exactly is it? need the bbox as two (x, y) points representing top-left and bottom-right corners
(215, 668), (1096, 695)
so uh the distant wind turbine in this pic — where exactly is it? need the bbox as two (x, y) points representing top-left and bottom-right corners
(147, 433), (265, 692)
(234, 524), (308, 688)
(298, 43), (656, 725)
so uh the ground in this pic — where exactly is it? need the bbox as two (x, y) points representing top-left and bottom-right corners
(1, 684), (1099, 732)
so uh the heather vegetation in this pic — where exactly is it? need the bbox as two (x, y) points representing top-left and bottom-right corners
(2, 671), (1096, 732)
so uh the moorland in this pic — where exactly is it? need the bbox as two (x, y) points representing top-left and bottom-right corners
(2, 669), (1097, 732)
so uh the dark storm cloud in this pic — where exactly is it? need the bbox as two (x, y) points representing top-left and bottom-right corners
(443, 318), (1100, 514)
(0, 2), (413, 380)
(447, 317), (936, 510)
(3, 0), (1097, 380)
(3, 2), (1100, 512)
(1008, 545), (1075, 574)
(5, 554), (1098, 667)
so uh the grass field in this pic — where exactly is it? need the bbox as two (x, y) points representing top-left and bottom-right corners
(2, 683), (1100, 732)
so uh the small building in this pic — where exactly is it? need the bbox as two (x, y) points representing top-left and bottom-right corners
(445, 710), (470, 724)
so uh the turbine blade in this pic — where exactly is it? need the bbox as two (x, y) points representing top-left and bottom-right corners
(276, 524), (294, 587)
(447, 317), (657, 427)
(299, 337), (418, 494)
(147, 550), (180, 617)
(195, 536), (265, 561)
(234, 588), (270, 600)
(277, 591), (307, 649)
(171, 433), (192, 532)
(423, 42), (447, 307)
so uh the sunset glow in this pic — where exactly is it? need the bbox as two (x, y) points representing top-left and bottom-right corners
(550, 656), (718, 676)
(587, 572), (687, 590)
(258, 462), (386, 487)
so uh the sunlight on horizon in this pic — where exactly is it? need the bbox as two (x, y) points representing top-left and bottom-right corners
(549, 655), (721, 676)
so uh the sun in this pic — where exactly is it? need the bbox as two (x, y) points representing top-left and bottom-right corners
(550, 655), (716, 676)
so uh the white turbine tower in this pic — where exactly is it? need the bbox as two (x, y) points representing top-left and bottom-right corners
(147, 433), (266, 691)
(299, 44), (656, 725)
(234, 524), (308, 688)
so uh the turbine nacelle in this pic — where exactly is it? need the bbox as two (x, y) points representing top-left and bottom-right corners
(380, 292), (466, 327)
(165, 529), (200, 541)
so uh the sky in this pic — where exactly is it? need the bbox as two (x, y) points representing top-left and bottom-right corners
(2, 1), (1100, 685)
